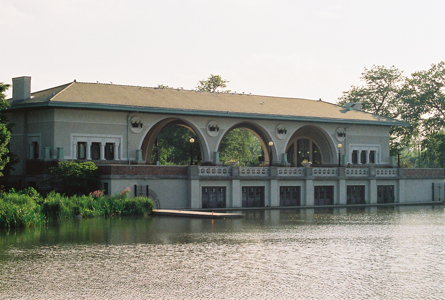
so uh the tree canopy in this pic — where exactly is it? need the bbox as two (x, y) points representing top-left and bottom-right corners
(196, 74), (230, 93)
(338, 61), (445, 167)
(0, 83), (11, 177)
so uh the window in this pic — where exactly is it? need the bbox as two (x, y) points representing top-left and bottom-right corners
(377, 185), (395, 203)
(202, 187), (226, 208)
(105, 143), (114, 160)
(242, 187), (265, 207)
(77, 142), (86, 159)
(347, 185), (365, 204)
(360, 151), (367, 164)
(32, 141), (39, 159)
(369, 151), (376, 164)
(314, 186), (334, 205)
(288, 138), (322, 166)
(91, 142), (100, 160)
(352, 150), (358, 164)
(280, 186), (300, 206)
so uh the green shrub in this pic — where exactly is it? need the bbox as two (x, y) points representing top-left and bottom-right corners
(0, 192), (44, 228)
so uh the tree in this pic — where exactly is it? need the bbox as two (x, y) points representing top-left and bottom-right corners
(44, 161), (101, 196)
(420, 131), (445, 168)
(403, 61), (445, 135)
(196, 74), (230, 93)
(219, 128), (262, 166)
(150, 125), (200, 165)
(337, 65), (417, 150)
(0, 83), (11, 176)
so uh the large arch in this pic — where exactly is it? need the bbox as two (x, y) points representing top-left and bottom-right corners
(216, 121), (275, 165)
(285, 125), (336, 166)
(140, 118), (210, 164)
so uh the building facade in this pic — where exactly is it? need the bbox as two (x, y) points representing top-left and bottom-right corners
(7, 76), (444, 209)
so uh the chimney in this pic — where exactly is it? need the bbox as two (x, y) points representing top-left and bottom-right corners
(12, 76), (31, 101)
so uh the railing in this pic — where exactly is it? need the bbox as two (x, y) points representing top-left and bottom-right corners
(312, 167), (338, 176)
(199, 166), (231, 176)
(345, 168), (370, 176)
(376, 168), (398, 177)
(277, 167), (305, 176)
(239, 167), (270, 176)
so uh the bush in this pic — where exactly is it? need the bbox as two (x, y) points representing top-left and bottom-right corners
(44, 161), (101, 196)
(0, 192), (44, 228)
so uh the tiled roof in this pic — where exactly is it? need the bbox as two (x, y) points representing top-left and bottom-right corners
(9, 81), (407, 126)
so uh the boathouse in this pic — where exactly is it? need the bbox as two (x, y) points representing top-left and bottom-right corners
(6, 76), (444, 208)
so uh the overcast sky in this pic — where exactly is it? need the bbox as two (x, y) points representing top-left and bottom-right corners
(1, 0), (444, 103)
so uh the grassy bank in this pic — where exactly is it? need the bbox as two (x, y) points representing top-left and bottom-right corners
(0, 188), (154, 229)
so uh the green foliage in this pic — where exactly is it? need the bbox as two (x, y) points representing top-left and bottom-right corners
(219, 128), (262, 166)
(196, 74), (230, 93)
(0, 191), (44, 228)
(421, 131), (445, 168)
(151, 125), (200, 165)
(0, 82), (11, 176)
(44, 161), (101, 196)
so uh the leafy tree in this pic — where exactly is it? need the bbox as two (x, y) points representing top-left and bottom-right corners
(44, 161), (101, 196)
(196, 74), (230, 93)
(421, 131), (445, 168)
(219, 128), (262, 166)
(0, 83), (11, 176)
(403, 61), (445, 135)
(337, 65), (418, 150)
(151, 125), (200, 165)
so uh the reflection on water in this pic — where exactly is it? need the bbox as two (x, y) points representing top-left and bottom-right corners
(1, 206), (444, 299)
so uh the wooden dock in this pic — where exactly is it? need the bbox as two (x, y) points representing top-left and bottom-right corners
(152, 209), (244, 219)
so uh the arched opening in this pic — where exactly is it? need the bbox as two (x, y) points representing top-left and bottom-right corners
(217, 122), (272, 166)
(286, 125), (335, 166)
(141, 119), (204, 165)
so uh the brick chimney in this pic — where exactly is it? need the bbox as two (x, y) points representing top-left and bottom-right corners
(12, 76), (31, 101)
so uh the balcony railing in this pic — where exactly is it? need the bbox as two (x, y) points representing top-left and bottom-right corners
(199, 166), (231, 176)
(239, 167), (270, 176)
(277, 167), (305, 176)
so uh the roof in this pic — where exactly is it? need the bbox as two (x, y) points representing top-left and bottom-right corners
(7, 81), (408, 126)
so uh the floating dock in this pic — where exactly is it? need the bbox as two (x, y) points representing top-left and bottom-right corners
(152, 209), (244, 219)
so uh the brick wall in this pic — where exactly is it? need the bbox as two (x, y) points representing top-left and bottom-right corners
(98, 165), (188, 176)
(403, 168), (444, 177)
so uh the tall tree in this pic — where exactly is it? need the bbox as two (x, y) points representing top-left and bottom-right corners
(403, 61), (445, 135)
(196, 74), (230, 93)
(219, 128), (262, 166)
(0, 83), (11, 176)
(337, 65), (416, 149)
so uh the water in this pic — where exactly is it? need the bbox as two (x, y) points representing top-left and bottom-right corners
(1, 206), (444, 299)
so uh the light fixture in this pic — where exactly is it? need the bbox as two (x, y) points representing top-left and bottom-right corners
(337, 144), (342, 167)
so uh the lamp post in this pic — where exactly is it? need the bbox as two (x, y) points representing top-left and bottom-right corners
(189, 138), (195, 165)
(337, 143), (342, 167)
(268, 141), (274, 166)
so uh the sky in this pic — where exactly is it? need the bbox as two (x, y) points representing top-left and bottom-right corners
(1, 0), (444, 103)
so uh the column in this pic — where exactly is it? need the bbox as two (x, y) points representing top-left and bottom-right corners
(231, 180), (241, 208)
(86, 142), (92, 160)
(100, 142), (106, 160)
(270, 179), (279, 207)
(189, 179), (200, 209)
(305, 179), (314, 206)
(338, 179), (347, 205)
(114, 143), (120, 160)
(370, 179), (377, 204)
(73, 143), (77, 159)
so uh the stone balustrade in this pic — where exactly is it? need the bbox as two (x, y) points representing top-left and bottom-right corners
(199, 166), (231, 176)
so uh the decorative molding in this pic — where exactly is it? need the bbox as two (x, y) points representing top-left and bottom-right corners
(275, 124), (287, 140)
(206, 120), (220, 137)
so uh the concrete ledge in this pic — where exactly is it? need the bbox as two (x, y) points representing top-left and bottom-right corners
(152, 209), (245, 219)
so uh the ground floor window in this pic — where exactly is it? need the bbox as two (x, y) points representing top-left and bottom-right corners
(105, 143), (114, 160)
(280, 186), (300, 206)
(77, 142), (86, 159)
(314, 186), (334, 206)
(347, 185), (365, 204)
(91, 142), (101, 160)
(242, 186), (265, 207)
(377, 185), (395, 203)
(202, 187), (226, 208)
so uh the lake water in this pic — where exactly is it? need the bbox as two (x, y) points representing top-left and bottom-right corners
(1, 205), (444, 299)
